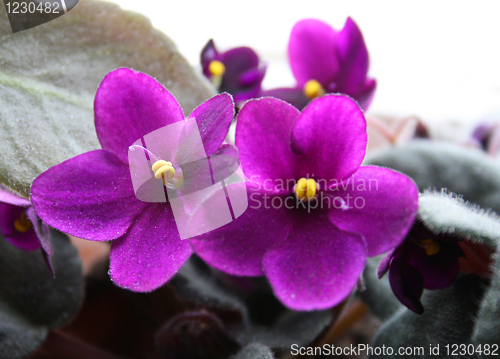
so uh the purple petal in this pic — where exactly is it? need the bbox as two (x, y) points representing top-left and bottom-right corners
(0, 188), (30, 207)
(26, 206), (53, 257)
(377, 249), (395, 278)
(95, 68), (184, 163)
(232, 66), (267, 103)
(352, 78), (377, 111)
(187, 93), (234, 156)
(31, 150), (145, 241)
(291, 94), (367, 181)
(109, 203), (192, 292)
(0, 202), (39, 250)
(201, 39), (220, 77)
(335, 18), (370, 94)
(236, 97), (301, 187)
(221, 47), (259, 79)
(410, 247), (460, 290)
(191, 189), (293, 276)
(263, 213), (366, 310)
(388, 248), (425, 314)
(327, 166), (418, 257)
(261, 87), (310, 110)
(288, 19), (340, 87)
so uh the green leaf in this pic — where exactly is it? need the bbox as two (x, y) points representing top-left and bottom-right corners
(0, 0), (215, 198)
(365, 141), (500, 214)
(232, 344), (275, 359)
(472, 251), (500, 351)
(372, 274), (485, 359)
(419, 190), (500, 248)
(0, 230), (83, 357)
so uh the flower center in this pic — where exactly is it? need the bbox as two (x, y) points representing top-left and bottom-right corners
(14, 210), (32, 233)
(152, 160), (184, 190)
(420, 238), (440, 256)
(303, 79), (325, 99)
(294, 178), (318, 201)
(209, 60), (226, 78)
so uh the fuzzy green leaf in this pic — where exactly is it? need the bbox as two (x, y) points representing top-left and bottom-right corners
(0, 0), (215, 198)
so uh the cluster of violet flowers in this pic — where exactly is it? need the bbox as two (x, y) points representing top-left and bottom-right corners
(4, 17), (468, 314)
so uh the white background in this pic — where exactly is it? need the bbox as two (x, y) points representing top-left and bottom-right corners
(112, 0), (500, 127)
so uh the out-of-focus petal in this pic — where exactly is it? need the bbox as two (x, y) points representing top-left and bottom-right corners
(288, 19), (340, 87)
(335, 17), (369, 94)
(352, 78), (377, 111)
(31, 150), (145, 241)
(327, 166), (418, 257)
(236, 98), (301, 188)
(291, 95), (367, 181)
(201, 39), (219, 77)
(187, 93), (234, 156)
(109, 203), (192, 291)
(0, 202), (39, 250)
(95, 68), (184, 163)
(261, 87), (310, 110)
(263, 213), (366, 310)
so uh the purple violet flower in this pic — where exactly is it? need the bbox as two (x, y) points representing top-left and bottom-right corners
(31, 68), (234, 292)
(470, 122), (500, 156)
(263, 18), (376, 111)
(201, 39), (266, 103)
(191, 95), (418, 310)
(0, 188), (53, 272)
(377, 221), (466, 314)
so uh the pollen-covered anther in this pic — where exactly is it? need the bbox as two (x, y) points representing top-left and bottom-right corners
(421, 238), (440, 256)
(152, 160), (175, 182)
(294, 178), (319, 201)
(209, 60), (226, 78)
(14, 210), (32, 233)
(303, 79), (325, 99)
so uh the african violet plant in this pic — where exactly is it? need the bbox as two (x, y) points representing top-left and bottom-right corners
(0, 1), (499, 359)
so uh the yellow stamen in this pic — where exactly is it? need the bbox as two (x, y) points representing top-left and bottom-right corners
(209, 60), (226, 78)
(421, 238), (440, 256)
(303, 79), (325, 99)
(295, 178), (318, 201)
(152, 160), (176, 182)
(14, 211), (32, 233)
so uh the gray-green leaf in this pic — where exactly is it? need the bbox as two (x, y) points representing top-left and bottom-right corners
(365, 141), (500, 214)
(419, 190), (500, 248)
(0, 0), (215, 198)
(0, 230), (83, 358)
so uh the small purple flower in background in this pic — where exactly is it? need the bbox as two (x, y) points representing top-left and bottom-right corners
(0, 188), (53, 272)
(201, 39), (266, 103)
(470, 122), (500, 156)
(263, 18), (376, 111)
(31, 68), (234, 292)
(191, 95), (418, 310)
(377, 221), (466, 314)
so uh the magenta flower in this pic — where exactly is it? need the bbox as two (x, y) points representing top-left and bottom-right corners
(377, 222), (466, 314)
(0, 188), (53, 271)
(191, 95), (418, 310)
(201, 39), (266, 103)
(263, 18), (376, 111)
(31, 68), (234, 292)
